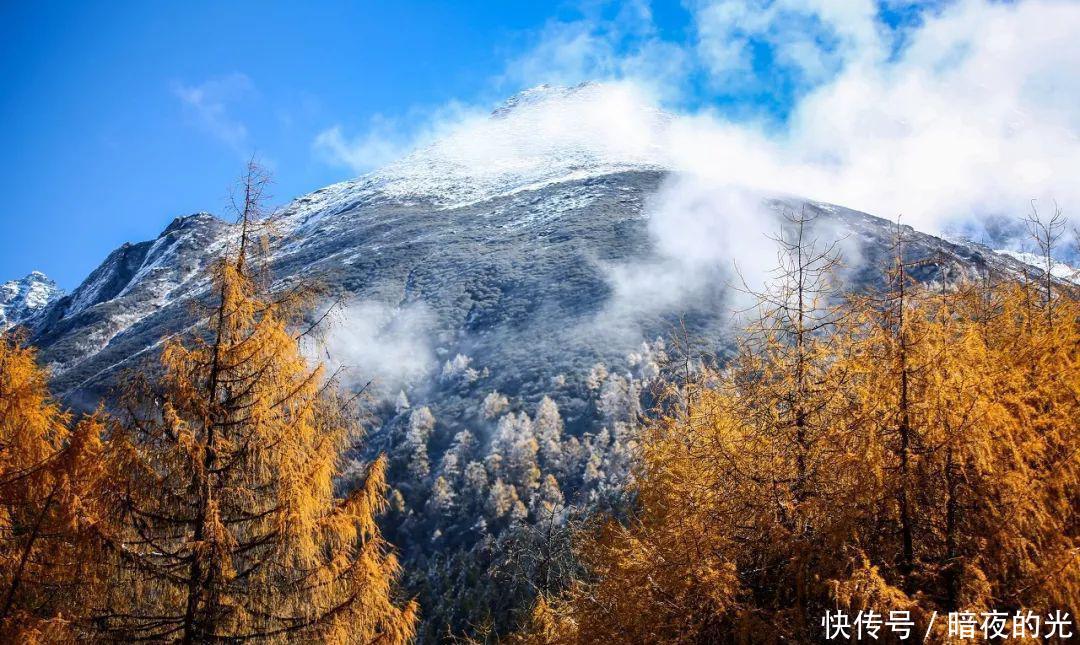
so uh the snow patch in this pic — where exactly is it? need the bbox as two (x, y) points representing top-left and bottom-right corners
(994, 249), (1080, 285)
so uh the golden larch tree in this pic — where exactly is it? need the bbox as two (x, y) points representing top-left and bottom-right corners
(0, 333), (107, 643)
(515, 219), (1080, 643)
(92, 162), (417, 643)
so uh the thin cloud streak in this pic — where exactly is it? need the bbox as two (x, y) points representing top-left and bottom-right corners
(173, 72), (255, 153)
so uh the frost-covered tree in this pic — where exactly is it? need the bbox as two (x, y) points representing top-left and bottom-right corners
(626, 338), (666, 383)
(489, 412), (541, 495)
(597, 373), (639, 422)
(441, 353), (479, 383)
(581, 440), (604, 488)
(533, 396), (564, 472)
(404, 406), (436, 482)
(486, 479), (521, 520)
(395, 389), (411, 414)
(585, 363), (608, 394)
(481, 390), (509, 419)
(438, 430), (477, 484)
(534, 474), (565, 515)
(463, 461), (489, 499)
(427, 476), (455, 516)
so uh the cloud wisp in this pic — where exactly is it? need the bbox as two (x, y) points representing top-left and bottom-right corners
(312, 101), (484, 174)
(313, 299), (438, 401)
(173, 72), (255, 153)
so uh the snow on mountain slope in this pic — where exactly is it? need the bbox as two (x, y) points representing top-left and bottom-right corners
(1, 271), (63, 329)
(283, 83), (670, 228)
(21, 83), (1059, 410)
(993, 249), (1080, 284)
(369, 83), (669, 208)
(28, 213), (229, 386)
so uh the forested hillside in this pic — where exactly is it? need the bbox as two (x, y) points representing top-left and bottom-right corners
(516, 215), (1080, 643)
(2, 164), (1077, 643)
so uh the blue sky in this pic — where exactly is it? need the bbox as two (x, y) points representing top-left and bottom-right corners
(0, 2), (625, 287)
(2, 0), (1078, 289)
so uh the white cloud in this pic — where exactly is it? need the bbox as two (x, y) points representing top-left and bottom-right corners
(314, 299), (437, 399)
(314, 0), (1080, 247)
(497, 0), (1080, 239)
(298, 0), (1080, 358)
(172, 72), (254, 152)
(499, 0), (691, 101)
(312, 124), (400, 173)
(312, 101), (481, 173)
(782, 0), (1080, 233)
(690, 0), (883, 92)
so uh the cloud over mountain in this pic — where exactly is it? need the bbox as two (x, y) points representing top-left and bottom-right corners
(317, 0), (1080, 250)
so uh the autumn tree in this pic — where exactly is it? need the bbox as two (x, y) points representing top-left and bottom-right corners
(516, 214), (1080, 643)
(716, 204), (853, 633)
(0, 334), (106, 642)
(955, 281), (1080, 614)
(846, 221), (941, 582)
(92, 161), (417, 643)
(735, 205), (847, 512)
(829, 277), (1080, 629)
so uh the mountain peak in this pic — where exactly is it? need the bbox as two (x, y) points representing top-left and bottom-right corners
(490, 82), (598, 118)
(1, 271), (64, 330)
(363, 81), (670, 209)
(162, 211), (220, 236)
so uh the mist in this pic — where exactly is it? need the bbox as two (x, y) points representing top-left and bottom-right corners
(307, 0), (1080, 363)
(314, 299), (438, 400)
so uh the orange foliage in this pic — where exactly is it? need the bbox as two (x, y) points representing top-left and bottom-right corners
(520, 276), (1079, 643)
(90, 163), (417, 642)
(0, 334), (107, 642)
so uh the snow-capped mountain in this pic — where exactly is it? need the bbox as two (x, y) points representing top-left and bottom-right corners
(13, 82), (1076, 641)
(1, 271), (63, 330)
(367, 82), (669, 208)
(19, 83), (1059, 410)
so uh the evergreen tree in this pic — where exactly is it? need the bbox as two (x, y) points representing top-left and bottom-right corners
(404, 406), (436, 483)
(533, 397), (564, 473)
(427, 476), (455, 516)
(489, 413), (541, 497)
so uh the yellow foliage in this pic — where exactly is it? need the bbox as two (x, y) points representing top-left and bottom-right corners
(91, 164), (417, 643)
(0, 335), (107, 642)
(519, 277), (1080, 643)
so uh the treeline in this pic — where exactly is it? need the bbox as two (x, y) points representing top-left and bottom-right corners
(516, 211), (1080, 643)
(0, 164), (416, 643)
